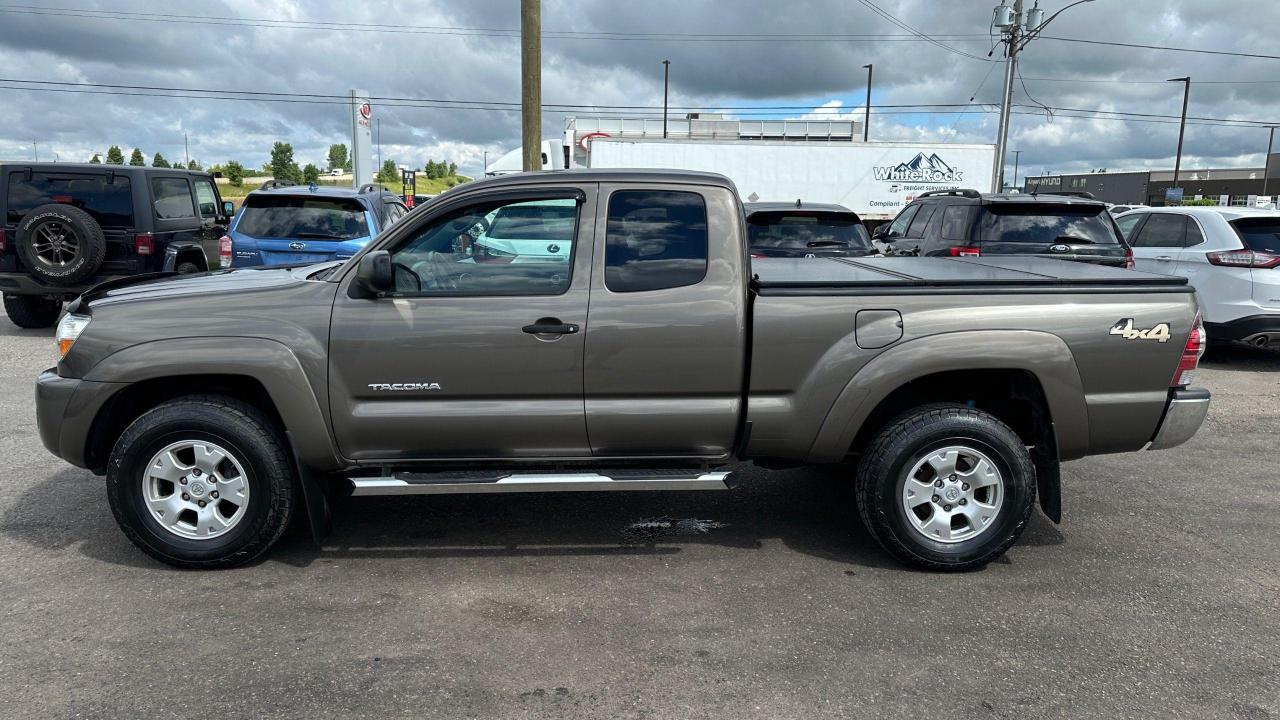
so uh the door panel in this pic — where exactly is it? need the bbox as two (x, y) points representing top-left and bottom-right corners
(1127, 212), (1183, 275)
(328, 188), (597, 460)
(583, 183), (748, 458)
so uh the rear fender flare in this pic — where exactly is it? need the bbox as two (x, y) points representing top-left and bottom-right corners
(807, 330), (1089, 463)
(83, 337), (343, 472)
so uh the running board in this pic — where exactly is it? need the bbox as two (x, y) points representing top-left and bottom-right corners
(348, 470), (733, 496)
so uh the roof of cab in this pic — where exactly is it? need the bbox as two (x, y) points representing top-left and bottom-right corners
(744, 201), (856, 215)
(460, 168), (737, 193)
(1122, 206), (1280, 221)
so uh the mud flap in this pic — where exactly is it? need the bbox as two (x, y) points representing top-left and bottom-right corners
(286, 431), (331, 544)
(1031, 424), (1061, 524)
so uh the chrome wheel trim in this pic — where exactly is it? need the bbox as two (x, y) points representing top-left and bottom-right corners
(900, 445), (1004, 545)
(141, 440), (250, 540)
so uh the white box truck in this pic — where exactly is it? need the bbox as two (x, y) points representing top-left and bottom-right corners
(581, 138), (997, 221)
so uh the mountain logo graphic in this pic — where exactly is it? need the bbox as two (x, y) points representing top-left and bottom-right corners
(873, 153), (964, 182)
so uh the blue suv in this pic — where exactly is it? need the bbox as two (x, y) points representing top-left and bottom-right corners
(222, 182), (409, 267)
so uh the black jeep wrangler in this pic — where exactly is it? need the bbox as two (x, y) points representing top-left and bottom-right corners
(0, 163), (234, 328)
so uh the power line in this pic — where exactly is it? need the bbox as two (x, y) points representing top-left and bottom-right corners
(1021, 76), (1280, 85)
(1041, 35), (1280, 61)
(853, 0), (994, 62)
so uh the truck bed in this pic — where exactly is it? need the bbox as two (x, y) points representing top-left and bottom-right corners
(751, 256), (1192, 294)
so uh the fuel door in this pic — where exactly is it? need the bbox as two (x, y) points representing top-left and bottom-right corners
(855, 309), (903, 349)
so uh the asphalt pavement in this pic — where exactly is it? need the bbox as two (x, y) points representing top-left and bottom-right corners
(0, 308), (1276, 719)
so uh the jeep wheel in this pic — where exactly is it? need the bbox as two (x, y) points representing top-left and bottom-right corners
(176, 261), (203, 275)
(15, 203), (107, 285)
(856, 404), (1035, 571)
(2, 293), (62, 329)
(106, 395), (295, 569)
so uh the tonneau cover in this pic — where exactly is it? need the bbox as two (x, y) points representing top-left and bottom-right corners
(752, 256), (1190, 293)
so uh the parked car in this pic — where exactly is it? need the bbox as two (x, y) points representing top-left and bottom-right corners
(744, 201), (874, 258)
(224, 181), (408, 267)
(1113, 206), (1279, 347)
(329, 169), (343, 177)
(0, 162), (232, 328)
(37, 170), (1209, 572)
(873, 189), (1133, 268)
(1109, 203), (1148, 216)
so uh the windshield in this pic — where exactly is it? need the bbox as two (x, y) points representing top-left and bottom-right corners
(1230, 218), (1280, 254)
(977, 204), (1120, 244)
(236, 195), (369, 240)
(747, 211), (873, 251)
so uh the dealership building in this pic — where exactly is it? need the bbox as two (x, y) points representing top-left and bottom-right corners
(1022, 153), (1280, 206)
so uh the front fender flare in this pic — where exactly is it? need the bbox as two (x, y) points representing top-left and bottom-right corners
(807, 330), (1089, 464)
(83, 336), (343, 472)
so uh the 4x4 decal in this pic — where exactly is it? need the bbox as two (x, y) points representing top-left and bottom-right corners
(1109, 318), (1171, 343)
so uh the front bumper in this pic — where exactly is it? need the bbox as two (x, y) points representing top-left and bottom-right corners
(1147, 387), (1210, 451)
(36, 369), (126, 470)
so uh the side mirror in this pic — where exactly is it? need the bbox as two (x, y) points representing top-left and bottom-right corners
(350, 250), (392, 298)
(871, 225), (890, 241)
(222, 200), (236, 216)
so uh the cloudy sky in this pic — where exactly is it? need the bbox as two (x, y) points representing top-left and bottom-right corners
(0, 0), (1277, 179)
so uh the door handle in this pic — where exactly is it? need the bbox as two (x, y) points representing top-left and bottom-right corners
(522, 317), (579, 335)
(1155, 255), (1174, 261)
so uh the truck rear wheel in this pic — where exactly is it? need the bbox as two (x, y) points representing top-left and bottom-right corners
(3, 293), (62, 328)
(855, 404), (1035, 571)
(105, 395), (295, 569)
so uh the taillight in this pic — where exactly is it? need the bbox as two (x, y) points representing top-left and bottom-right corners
(1124, 247), (1135, 270)
(133, 232), (154, 255)
(0, 228), (6, 252)
(948, 246), (981, 257)
(219, 235), (233, 268)
(1206, 249), (1280, 269)
(1172, 313), (1206, 388)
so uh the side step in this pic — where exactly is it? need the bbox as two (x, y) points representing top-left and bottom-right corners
(349, 469), (734, 496)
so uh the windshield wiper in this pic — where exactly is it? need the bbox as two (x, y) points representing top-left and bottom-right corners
(293, 232), (347, 239)
(806, 240), (849, 247)
(1054, 235), (1096, 245)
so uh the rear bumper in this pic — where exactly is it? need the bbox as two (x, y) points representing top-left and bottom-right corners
(0, 272), (131, 298)
(1204, 314), (1280, 343)
(1147, 387), (1210, 451)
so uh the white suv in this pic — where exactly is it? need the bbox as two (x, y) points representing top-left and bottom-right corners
(1114, 207), (1280, 347)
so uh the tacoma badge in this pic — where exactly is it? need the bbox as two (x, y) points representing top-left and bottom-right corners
(368, 382), (443, 391)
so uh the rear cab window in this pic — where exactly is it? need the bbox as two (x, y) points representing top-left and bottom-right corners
(1230, 217), (1280, 254)
(605, 190), (708, 293)
(6, 171), (134, 227)
(977, 203), (1120, 245)
(236, 195), (371, 240)
(746, 211), (872, 253)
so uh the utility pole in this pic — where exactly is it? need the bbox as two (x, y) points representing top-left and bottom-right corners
(376, 117), (382, 169)
(1263, 125), (1277, 198)
(32, 140), (38, 162)
(483, 150), (489, 175)
(1011, 149), (1022, 192)
(862, 64), (873, 142)
(1168, 76), (1190, 191)
(184, 132), (190, 167)
(662, 59), (671, 139)
(520, 0), (542, 171)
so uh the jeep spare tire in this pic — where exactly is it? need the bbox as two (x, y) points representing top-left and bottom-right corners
(16, 203), (107, 285)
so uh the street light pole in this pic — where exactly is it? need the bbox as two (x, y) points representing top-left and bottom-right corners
(862, 64), (872, 142)
(1168, 77), (1191, 194)
(662, 59), (671, 139)
(1264, 126), (1277, 198)
(1011, 149), (1022, 192)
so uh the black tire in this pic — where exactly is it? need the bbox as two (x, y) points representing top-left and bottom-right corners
(106, 395), (295, 569)
(176, 261), (202, 275)
(855, 404), (1035, 571)
(15, 203), (107, 285)
(2, 293), (62, 329)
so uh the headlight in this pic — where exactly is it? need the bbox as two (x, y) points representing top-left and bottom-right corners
(56, 313), (91, 359)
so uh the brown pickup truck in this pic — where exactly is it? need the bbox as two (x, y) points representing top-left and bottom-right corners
(36, 169), (1209, 571)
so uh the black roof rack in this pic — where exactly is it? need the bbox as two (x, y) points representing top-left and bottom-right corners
(916, 188), (981, 199)
(259, 179), (295, 191)
(1042, 190), (1096, 199)
(357, 183), (390, 194)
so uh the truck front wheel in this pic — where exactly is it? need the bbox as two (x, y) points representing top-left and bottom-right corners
(856, 404), (1035, 571)
(105, 395), (295, 569)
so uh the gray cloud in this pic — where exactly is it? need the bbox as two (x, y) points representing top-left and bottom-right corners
(0, 0), (1277, 178)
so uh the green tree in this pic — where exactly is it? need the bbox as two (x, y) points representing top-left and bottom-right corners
(187, 159), (202, 171)
(224, 160), (245, 186)
(327, 143), (349, 171)
(89, 153), (102, 164)
(128, 148), (146, 166)
(376, 159), (400, 184)
(302, 163), (320, 184)
(106, 145), (125, 164)
(448, 162), (457, 177)
(1181, 197), (1219, 206)
(269, 141), (301, 183)
(152, 152), (170, 168)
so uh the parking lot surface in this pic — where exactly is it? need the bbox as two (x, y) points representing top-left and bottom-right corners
(0, 308), (1276, 719)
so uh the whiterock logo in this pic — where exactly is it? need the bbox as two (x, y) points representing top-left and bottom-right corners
(873, 153), (963, 183)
